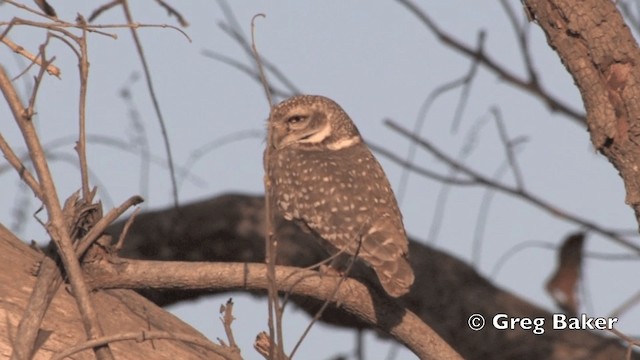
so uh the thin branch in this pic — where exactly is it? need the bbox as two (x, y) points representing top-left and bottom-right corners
(115, 206), (141, 251)
(0, 131), (43, 199)
(425, 113), (491, 245)
(154, 0), (189, 27)
(201, 50), (293, 99)
(492, 107), (526, 189)
(471, 160), (510, 267)
(216, 3), (302, 95)
(0, 35), (61, 77)
(396, 0), (586, 125)
(75, 15), (91, 199)
(396, 49), (482, 203)
(250, 14), (272, 107)
(251, 12), (284, 360)
(368, 142), (478, 186)
(219, 298), (239, 350)
(121, 0), (180, 207)
(75, 195), (144, 256)
(385, 119), (640, 254)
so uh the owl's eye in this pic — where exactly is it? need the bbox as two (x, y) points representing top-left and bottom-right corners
(287, 115), (306, 124)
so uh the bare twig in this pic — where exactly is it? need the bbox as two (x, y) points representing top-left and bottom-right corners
(75, 195), (144, 256)
(0, 131), (43, 199)
(154, 0), (189, 27)
(115, 206), (142, 251)
(425, 113), (491, 244)
(396, 45), (482, 203)
(219, 298), (239, 350)
(120, 0), (180, 208)
(215, 1), (301, 95)
(51, 330), (241, 360)
(250, 12), (285, 360)
(75, 15), (91, 199)
(288, 239), (363, 359)
(396, 0), (586, 125)
(201, 49), (293, 99)
(385, 119), (640, 253)
(251, 14), (272, 107)
(0, 36), (61, 77)
(492, 107), (526, 189)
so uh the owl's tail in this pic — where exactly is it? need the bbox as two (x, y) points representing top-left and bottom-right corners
(373, 257), (415, 297)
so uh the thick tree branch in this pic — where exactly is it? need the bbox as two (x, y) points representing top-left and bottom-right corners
(523, 0), (640, 228)
(107, 194), (635, 360)
(85, 259), (462, 360)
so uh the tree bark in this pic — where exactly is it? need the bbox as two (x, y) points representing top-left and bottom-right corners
(0, 225), (231, 360)
(525, 0), (640, 226)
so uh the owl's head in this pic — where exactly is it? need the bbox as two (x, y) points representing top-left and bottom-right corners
(267, 95), (362, 151)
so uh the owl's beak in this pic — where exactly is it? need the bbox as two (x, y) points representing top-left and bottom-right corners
(272, 132), (297, 149)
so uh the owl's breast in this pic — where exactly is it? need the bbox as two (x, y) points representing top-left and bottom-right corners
(268, 145), (402, 243)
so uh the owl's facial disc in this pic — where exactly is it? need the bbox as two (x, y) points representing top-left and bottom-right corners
(273, 110), (332, 149)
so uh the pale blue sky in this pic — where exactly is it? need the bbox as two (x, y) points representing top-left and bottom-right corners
(1, 1), (638, 359)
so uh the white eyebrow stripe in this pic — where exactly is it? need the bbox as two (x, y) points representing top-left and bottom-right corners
(299, 123), (332, 144)
(327, 136), (361, 150)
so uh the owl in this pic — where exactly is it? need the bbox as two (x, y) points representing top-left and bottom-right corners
(264, 95), (415, 297)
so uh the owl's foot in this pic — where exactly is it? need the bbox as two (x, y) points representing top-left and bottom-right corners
(318, 264), (343, 277)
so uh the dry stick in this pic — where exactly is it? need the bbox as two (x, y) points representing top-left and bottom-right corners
(51, 330), (242, 360)
(492, 107), (525, 189)
(115, 206), (142, 251)
(8, 195), (142, 360)
(395, 0), (586, 126)
(0, 36), (61, 77)
(395, 47), (482, 204)
(219, 298), (239, 350)
(249, 12), (284, 360)
(154, 0), (189, 27)
(75, 195), (144, 255)
(498, 0), (538, 85)
(75, 16), (91, 199)
(120, 0), (181, 208)
(0, 131), (43, 199)
(608, 328), (640, 359)
(288, 239), (363, 359)
(384, 119), (640, 253)
(0, 67), (114, 360)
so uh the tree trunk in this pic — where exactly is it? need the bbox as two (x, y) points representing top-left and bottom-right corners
(0, 225), (229, 360)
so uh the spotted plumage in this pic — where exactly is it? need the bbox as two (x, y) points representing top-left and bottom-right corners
(264, 95), (414, 297)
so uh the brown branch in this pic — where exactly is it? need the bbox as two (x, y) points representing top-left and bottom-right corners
(396, 0), (586, 125)
(219, 298), (239, 350)
(74, 16), (91, 199)
(86, 259), (463, 360)
(0, 131), (43, 199)
(119, 0), (180, 208)
(0, 67), (114, 359)
(107, 193), (636, 359)
(0, 36), (61, 77)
